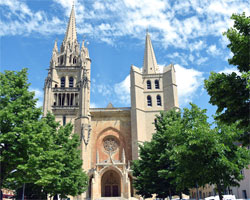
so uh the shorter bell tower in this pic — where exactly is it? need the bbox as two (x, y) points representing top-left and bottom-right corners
(130, 32), (179, 160)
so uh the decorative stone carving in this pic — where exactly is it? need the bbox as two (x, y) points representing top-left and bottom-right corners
(81, 68), (89, 88)
(81, 124), (91, 146)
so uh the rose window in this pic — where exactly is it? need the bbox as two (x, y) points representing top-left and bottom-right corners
(103, 137), (118, 152)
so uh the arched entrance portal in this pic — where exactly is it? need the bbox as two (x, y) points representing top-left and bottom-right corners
(101, 170), (121, 197)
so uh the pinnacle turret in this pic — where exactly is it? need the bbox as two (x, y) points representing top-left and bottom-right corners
(53, 40), (58, 52)
(81, 40), (90, 59)
(143, 32), (159, 74)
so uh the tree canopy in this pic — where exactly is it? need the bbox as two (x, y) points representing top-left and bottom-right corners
(0, 69), (88, 199)
(0, 69), (41, 190)
(132, 104), (250, 200)
(204, 12), (250, 145)
(132, 108), (184, 199)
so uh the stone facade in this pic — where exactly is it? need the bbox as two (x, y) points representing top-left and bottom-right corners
(43, 6), (178, 200)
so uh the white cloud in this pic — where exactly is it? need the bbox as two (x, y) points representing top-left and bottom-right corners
(220, 34), (230, 48)
(189, 40), (206, 52)
(95, 84), (112, 96)
(90, 102), (98, 108)
(207, 45), (221, 56)
(93, 2), (105, 10)
(175, 64), (204, 106)
(1, 0), (249, 50)
(196, 57), (208, 65)
(91, 75), (131, 106)
(167, 52), (189, 66)
(225, 51), (233, 62)
(114, 75), (131, 105)
(189, 54), (194, 62)
(0, 0), (65, 36)
(29, 87), (43, 108)
(30, 88), (43, 98)
(218, 67), (241, 75)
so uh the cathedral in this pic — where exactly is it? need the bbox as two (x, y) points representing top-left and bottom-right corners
(43, 5), (178, 200)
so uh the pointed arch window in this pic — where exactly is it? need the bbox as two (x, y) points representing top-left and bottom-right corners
(147, 95), (152, 106)
(69, 77), (74, 88)
(147, 80), (151, 89)
(63, 115), (66, 126)
(69, 55), (72, 63)
(73, 57), (77, 64)
(155, 80), (160, 89)
(60, 56), (63, 65)
(61, 77), (65, 88)
(58, 94), (62, 106)
(157, 95), (162, 106)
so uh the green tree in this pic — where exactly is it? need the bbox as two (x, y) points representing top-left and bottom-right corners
(30, 114), (88, 198)
(206, 122), (250, 200)
(204, 12), (250, 145)
(132, 109), (188, 199)
(0, 69), (42, 190)
(0, 69), (88, 198)
(171, 105), (249, 200)
(132, 104), (250, 200)
(167, 105), (213, 192)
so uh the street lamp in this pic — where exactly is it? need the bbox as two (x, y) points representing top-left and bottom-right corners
(9, 169), (25, 200)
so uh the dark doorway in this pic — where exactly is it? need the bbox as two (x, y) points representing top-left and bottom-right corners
(101, 170), (121, 197)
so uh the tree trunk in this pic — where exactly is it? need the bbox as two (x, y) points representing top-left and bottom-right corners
(196, 183), (200, 200)
(179, 192), (183, 200)
(169, 189), (172, 200)
(22, 183), (25, 200)
(217, 184), (223, 200)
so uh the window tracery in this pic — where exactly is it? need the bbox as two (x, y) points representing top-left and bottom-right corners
(103, 137), (119, 152)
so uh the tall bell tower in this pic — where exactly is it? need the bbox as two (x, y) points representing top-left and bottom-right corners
(43, 5), (92, 170)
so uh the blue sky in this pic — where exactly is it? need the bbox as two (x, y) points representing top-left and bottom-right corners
(0, 0), (249, 121)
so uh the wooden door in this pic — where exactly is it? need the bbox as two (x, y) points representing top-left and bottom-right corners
(112, 185), (118, 197)
(105, 185), (111, 197)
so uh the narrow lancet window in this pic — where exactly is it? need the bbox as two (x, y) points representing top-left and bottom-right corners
(60, 56), (63, 65)
(63, 115), (66, 126)
(147, 95), (152, 106)
(69, 77), (74, 87)
(62, 93), (65, 106)
(155, 80), (159, 89)
(157, 95), (162, 106)
(147, 80), (151, 89)
(58, 94), (62, 106)
(54, 93), (57, 106)
(67, 94), (70, 106)
(61, 77), (65, 88)
(70, 93), (74, 106)
(69, 55), (72, 63)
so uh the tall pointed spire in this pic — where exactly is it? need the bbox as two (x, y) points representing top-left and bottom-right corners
(143, 32), (158, 74)
(64, 4), (77, 43)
